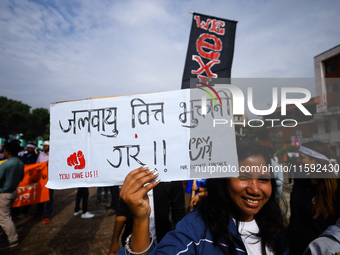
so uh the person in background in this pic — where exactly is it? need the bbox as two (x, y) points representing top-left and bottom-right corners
(189, 185), (207, 208)
(74, 187), (94, 218)
(0, 143), (5, 160)
(17, 143), (38, 219)
(0, 140), (25, 250)
(34, 141), (52, 223)
(288, 141), (340, 255)
(184, 179), (207, 212)
(303, 218), (340, 255)
(106, 186), (120, 216)
(20, 144), (38, 165)
(264, 146), (283, 196)
(96, 186), (109, 205)
(288, 153), (297, 183)
(37, 141), (50, 163)
(18, 146), (25, 157)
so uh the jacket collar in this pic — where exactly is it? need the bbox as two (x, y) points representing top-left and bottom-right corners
(228, 215), (247, 253)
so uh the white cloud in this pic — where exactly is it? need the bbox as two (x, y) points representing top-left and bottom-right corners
(0, 0), (339, 110)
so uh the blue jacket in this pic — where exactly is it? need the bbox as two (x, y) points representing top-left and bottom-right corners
(119, 209), (289, 255)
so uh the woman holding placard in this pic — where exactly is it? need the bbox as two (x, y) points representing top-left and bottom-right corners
(117, 140), (289, 255)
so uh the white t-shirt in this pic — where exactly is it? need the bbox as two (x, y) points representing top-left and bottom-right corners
(148, 189), (157, 241)
(235, 219), (274, 255)
(36, 151), (49, 163)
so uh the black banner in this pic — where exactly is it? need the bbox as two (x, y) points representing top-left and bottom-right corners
(181, 13), (237, 89)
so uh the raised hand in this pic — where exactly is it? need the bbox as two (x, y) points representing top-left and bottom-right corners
(120, 165), (160, 254)
(120, 165), (160, 221)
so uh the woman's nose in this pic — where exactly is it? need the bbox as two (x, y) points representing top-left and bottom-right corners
(246, 179), (261, 196)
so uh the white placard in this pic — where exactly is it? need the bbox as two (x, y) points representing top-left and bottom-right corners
(47, 88), (238, 189)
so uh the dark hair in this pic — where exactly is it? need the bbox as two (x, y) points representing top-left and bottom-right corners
(200, 140), (288, 255)
(301, 141), (338, 219)
(263, 145), (274, 159)
(3, 140), (21, 157)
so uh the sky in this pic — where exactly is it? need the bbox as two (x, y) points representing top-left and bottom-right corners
(0, 0), (339, 112)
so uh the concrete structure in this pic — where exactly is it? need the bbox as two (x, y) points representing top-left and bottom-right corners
(314, 44), (340, 158)
(267, 97), (319, 145)
(234, 111), (248, 141)
(266, 45), (340, 160)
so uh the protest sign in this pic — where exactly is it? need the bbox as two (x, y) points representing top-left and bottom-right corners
(13, 162), (49, 207)
(182, 13), (237, 88)
(47, 88), (238, 189)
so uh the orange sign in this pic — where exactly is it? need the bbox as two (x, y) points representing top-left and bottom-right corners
(12, 162), (50, 207)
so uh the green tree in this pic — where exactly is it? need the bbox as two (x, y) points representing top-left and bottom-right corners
(42, 122), (50, 140)
(26, 108), (50, 139)
(270, 135), (285, 154)
(277, 145), (298, 155)
(0, 96), (50, 140)
(0, 96), (31, 139)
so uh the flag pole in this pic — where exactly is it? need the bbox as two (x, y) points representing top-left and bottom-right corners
(188, 11), (239, 23)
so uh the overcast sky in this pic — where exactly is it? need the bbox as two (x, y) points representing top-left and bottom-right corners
(0, 0), (339, 112)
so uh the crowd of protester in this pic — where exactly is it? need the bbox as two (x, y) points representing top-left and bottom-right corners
(0, 139), (340, 254)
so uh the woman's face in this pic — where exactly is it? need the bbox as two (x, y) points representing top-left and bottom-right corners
(298, 152), (316, 165)
(298, 152), (320, 183)
(226, 155), (272, 222)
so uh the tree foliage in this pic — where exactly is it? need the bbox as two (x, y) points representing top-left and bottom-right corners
(0, 96), (49, 140)
(26, 108), (50, 139)
(276, 145), (298, 155)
